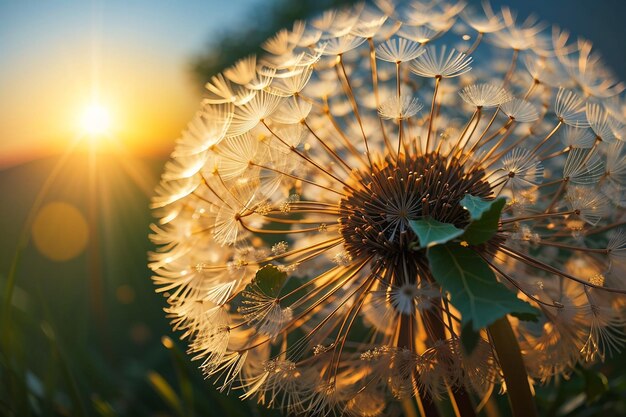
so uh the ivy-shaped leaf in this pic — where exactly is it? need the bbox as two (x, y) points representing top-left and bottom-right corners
(427, 244), (538, 330)
(461, 197), (506, 245)
(461, 194), (498, 220)
(511, 311), (539, 322)
(409, 217), (464, 248)
(253, 265), (287, 298)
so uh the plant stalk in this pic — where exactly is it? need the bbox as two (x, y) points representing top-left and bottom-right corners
(488, 317), (537, 417)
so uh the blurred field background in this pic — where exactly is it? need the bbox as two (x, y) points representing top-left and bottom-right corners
(1, 1), (625, 416)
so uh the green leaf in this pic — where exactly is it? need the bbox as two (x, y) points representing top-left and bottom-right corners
(462, 197), (506, 245)
(409, 217), (464, 248)
(427, 244), (538, 330)
(511, 311), (539, 322)
(253, 265), (287, 297)
(460, 321), (481, 355)
(461, 194), (497, 220)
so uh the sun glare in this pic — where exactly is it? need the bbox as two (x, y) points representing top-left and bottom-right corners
(80, 103), (111, 136)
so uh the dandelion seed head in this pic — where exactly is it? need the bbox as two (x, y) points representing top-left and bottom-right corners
(151, 1), (626, 414)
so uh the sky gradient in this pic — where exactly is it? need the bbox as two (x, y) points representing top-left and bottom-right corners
(0, 0), (262, 168)
(1, 0), (624, 169)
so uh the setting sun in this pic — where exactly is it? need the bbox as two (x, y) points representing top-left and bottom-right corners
(80, 103), (111, 136)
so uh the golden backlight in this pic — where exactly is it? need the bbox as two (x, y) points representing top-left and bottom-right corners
(80, 103), (111, 136)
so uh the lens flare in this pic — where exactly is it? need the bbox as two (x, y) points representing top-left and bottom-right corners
(80, 103), (111, 136)
(32, 201), (89, 262)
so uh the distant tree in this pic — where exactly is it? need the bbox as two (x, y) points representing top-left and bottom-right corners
(190, 0), (360, 88)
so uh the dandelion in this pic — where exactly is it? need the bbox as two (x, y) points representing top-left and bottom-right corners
(150, 1), (626, 416)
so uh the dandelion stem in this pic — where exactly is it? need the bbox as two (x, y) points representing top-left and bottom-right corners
(302, 119), (354, 173)
(584, 220), (626, 236)
(278, 262), (344, 301)
(533, 178), (566, 189)
(503, 49), (519, 85)
(295, 92), (325, 109)
(452, 108), (483, 159)
(462, 107), (506, 163)
(481, 250), (565, 309)
(541, 146), (569, 161)
(368, 38), (394, 155)
(488, 317), (538, 417)
(480, 121), (518, 168)
(396, 61), (402, 101)
(501, 210), (575, 224)
(500, 245), (626, 294)
(261, 120), (357, 192)
(426, 76), (442, 153)
(238, 218), (339, 235)
(479, 111), (509, 146)
(261, 207), (341, 215)
(368, 38), (381, 107)
(523, 79), (540, 100)
(290, 201), (340, 208)
(447, 384), (477, 417)
(466, 32), (484, 54)
(336, 55), (373, 167)
(321, 96), (369, 164)
(536, 240), (608, 254)
(197, 174), (235, 210)
(329, 275), (377, 378)
(252, 215), (334, 225)
(401, 398), (419, 417)
(544, 178), (568, 213)
(531, 121), (563, 155)
(251, 161), (347, 196)
(396, 61), (406, 157)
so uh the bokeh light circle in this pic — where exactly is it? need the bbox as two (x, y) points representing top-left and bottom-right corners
(32, 201), (89, 262)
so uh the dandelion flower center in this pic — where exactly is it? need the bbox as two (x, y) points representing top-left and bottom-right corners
(339, 151), (491, 260)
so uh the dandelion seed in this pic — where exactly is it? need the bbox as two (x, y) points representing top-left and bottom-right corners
(397, 25), (439, 44)
(461, 3), (504, 34)
(499, 148), (544, 188)
(375, 37), (424, 63)
(459, 83), (512, 108)
(555, 88), (590, 127)
(331, 251), (352, 266)
(587, 102), (622, 143)
(409, 45), (472, 78)
(501, 98), (539, 122)
(224, 55), (258, 85)
(563, 148), (604, 185)
(565, 186), (610, 225)
(377, 94), (423, 120)
(559, 125), (597, 149)
(271, 241), (288, 255)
